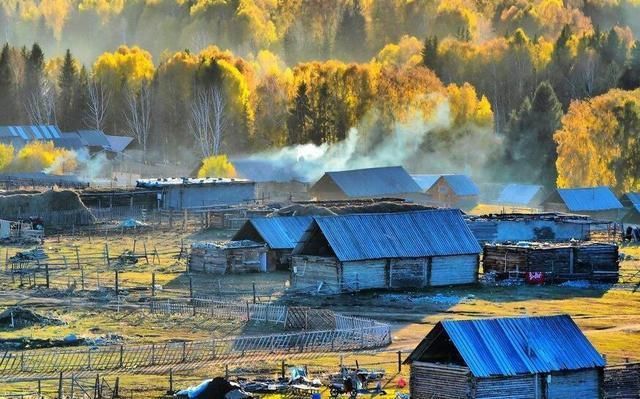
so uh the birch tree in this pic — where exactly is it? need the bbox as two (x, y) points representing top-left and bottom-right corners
(84, 80), (111, 131)
(189, 84), (227, 157)
(124, 81), (153, 161)
(25, 78), (56, 125)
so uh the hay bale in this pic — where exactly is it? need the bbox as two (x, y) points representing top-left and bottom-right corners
(0, 189), (95, 226)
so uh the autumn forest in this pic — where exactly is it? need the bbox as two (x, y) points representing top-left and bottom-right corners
(1, 0), (640, 190)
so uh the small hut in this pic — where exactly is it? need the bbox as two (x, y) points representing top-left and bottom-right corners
(291, 209), (481, 293)
(231, 216), (313, 271)
(412, 174), (479, 210)
(404, 315), (605, 399)
(482, 241), (619, 282)
(494, 183), (545, 209)
(189, 241), (267, 274)
(620, 192), (640, 225)
(309, 166), (423, 202)
(542, 187), (625, 221)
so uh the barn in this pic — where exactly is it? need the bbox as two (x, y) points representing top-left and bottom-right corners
(620, 192), (640, 225)
(231, 216), (313, 271)
(494, 183), (546, 209)
(412, 174), (479, 210)
(291, 209), (481, 293)
(482, 241), (619, 282)
(309, 166), (423, 202)
(542, 187), (625, 221)
(404, 315), (605, 399)
(136, 177), (256, 209)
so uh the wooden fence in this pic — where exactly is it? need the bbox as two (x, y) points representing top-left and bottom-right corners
(150, 297), (288, 324)
(0, 321), (391, 375)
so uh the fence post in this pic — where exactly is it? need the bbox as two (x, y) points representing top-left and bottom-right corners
(169, 368), (174, 393)
(281, 359), (285, 379)
(104, 243), (111, 268)
(151, 344), (156, 365)
(182, 341), (187, 362)
(75, 247), (80, 269)
(81, 265), (85, 290)
(115, 270), (119, 296)
(37, 379), (41, 397)
(44, 264), (50, 289)
(57, 372), (63, 399)
(88, 348), (91, 369)
(70, 374), (75, 399)
(152, 272), (156, 297)
(397, 351), (402, 372)
(120, 345), (124, 368)
(252, 282), (256, 304)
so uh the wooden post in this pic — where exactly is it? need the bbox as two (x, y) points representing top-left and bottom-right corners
(57, 372), (63, 399)
(281, 359), (286, 379)
(397, 351), (402, 372)
(143, 241), (149, 264)
(115, 270), (119, 296)
(114, 376), (120, 397)
(133, 239), (137, 254)
(246, 301), (250, 321)
(252, 281), (257, 304)
(37, 379), (41, 397)
(151, 343), (156, 365)
(169, 369), (174, 393)
(120, 345), (124, 368)
(81, 265), (85, 290)
(152, 272), (156, 297)
(45, 264), (50, 289)
(105, 243), (111, 268)
(225, 364), (229, 379)
(189, 276), (194, 299)
(70, 375), (75, 398)
(182, 341), (187, 362)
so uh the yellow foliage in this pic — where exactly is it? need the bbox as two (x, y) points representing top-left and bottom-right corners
(39, 0), (72, 40)
(0, 144), (14, 171)
(13, 141), (77, 174)
(446, 83), (494, 127)
(93, 46), (155, 89)
(236, 0), (278, 48)
(197, 154), (237, 178)
(78, 0), (125, 21)
(375, 35), (423, 69)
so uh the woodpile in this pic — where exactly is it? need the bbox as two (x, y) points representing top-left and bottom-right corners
(189, 243), (228, 274)
(482, 242), (619, 282)
(604, 362), (640, 398)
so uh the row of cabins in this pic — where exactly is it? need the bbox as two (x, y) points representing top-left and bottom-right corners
(190, 209), (619, 288)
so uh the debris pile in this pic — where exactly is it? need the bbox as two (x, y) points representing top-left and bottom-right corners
(0, 306), (63, 328)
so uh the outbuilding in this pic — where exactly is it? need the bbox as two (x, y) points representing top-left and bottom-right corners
(494, 183), (545, 209)
(231, 216), (313, 271)
(620, 192), (640, 225)
(404, 315), (605, 399)
(542, 187), (625, 221)
(412, 174), (479, 210)
(309, 166), (423, 202)
(136, 177), (256, 209)
(291, 209), (481, 293)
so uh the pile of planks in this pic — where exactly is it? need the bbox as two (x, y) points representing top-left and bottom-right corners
(189, 241), (267, 274)
(189, 242), (229, 274)
(604, 362), (640, 398)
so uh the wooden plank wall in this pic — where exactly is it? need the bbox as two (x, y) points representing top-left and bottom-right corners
(409, 361), (472, 399)
(474, 374), (538, 399)
(604, 362), (640, 398)
(291, 256), (340, 293)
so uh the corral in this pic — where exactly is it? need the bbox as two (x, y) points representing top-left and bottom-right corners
(482, 241), (619, 282)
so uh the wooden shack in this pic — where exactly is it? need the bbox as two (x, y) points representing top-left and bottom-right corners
(189, 241), (267, 274)
(412, 174), (479, 210)
(542, 187), (626, 221)
(482, 242), (619, 282)
(291, 210), (481, 293)
(231, 216), (313, 271)
(404, 315), (605, 399)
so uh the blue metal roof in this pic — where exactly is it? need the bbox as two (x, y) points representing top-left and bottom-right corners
(0, 125), (61, 140)
(233, 216), (313, 249)
(441, 175), (479, 196)
(622, 192), (640, 213)
(496, 184), (544, 206)
(299, 209), (481, 261)
(315, 166), (422, 198)
(409, 315), (605, 377)
(411, 174), (441, 191)
(555, 187), (623, 211)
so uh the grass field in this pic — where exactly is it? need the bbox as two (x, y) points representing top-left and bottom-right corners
(0, 227), (639, 397)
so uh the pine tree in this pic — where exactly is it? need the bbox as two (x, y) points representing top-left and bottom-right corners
(334, 0), (368, 61)
(421, 36), (440, 73)
(57, 49), (77, 131)
(72, 65), (90, 131)
(286, 82), (311, 145)
(620, 41), (640, 90)
(24, 43), (45, 103)
(0, 43), (15, 124)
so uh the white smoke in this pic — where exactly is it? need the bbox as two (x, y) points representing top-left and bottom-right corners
(240, 101), (458, 182)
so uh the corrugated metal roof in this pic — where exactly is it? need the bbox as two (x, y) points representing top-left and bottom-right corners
(299, 209), (481, 261)
(76, 130), (110, 147)
(408, 315), (605, 377)
(621, 192), (640, 213)
(411, 174), (440, 191)
(0, 125), (61, 140)
(315, 166), (422, 198)
(105, 135), (133, 153)
(136, 177), (253, 188)
(233, 216), (313, 249)
(496, 184), (544, 206)
(556, 187), (623, 211)
(441, 175), (479, 196)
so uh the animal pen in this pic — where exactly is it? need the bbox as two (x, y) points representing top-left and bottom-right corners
(482, 242), (619, 282)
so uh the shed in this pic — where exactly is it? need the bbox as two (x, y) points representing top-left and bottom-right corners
(495, 184), (545, 208)
(189, 241), (268, 274)
(404, 315), (605, 399)
(232, 216), (313, 271)
(620, 192), (640, 225)
(136, 177), (256, 209)
(482, 241), (619, 282)
(309, 166), (423, 201)
(291, 210), (481, 293)
(542, 187), (625, 221)
(413, 174), (479, 210)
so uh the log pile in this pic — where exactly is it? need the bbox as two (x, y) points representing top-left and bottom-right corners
(482, 242), (619, 282)
(189, 243), (228, 274)
(604, 362), (640, 398)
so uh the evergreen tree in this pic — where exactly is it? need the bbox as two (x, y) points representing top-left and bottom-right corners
(73, 65), (90, 131)
(286, 82), (311, 145)
(421, 36), (440, 74)
(57, 49), (77, 131)
(0, 43), (15, 124)
(334, 0), (368, 61)
(504, 81), (563, 188)
(24, 43), (45, 100)
(620, 41), (640, 90)
(310, 83), (333, 145)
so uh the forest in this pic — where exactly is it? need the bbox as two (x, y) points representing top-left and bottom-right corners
(1, 0), (640, 190)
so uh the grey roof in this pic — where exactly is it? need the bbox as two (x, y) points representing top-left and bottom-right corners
(76, 130), (110, 147)
(413, 174), (479, 196)
(232, 216), (313, 249)
(406, 315), (605, 377)
(552, 187), (623, 211)
(496, 184), (544, 206)
(232, 158), (307, 182)
(312, 166), (422, 198)
(105, 135), (134, 153)
(295, 209), (481, 261)
(0, 125), (62, 140)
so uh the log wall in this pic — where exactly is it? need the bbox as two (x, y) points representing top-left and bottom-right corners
(430, 255), (478, 286)
(410, 361), (472, 399)
(291, 255), (340, 293)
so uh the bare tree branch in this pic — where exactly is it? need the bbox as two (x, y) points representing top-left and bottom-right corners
(84, 80), (111, 131)
(25, 78), (56, 125)
(189, 84), (227, 157)
(124, 81), (153, 161)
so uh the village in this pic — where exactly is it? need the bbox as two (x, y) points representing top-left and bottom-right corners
(0, 125), (638, 398)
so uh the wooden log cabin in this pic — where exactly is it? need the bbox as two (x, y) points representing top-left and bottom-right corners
(189, 241), (267, 274)
(482, 242), (619, 282)
(404, 315), (606, 399)
(291, 210), (481, 293)
(542, 187), (626, 221)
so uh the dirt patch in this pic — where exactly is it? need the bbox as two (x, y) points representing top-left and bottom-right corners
(0, 306), (64, 328)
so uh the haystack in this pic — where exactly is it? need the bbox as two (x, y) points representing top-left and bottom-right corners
(0, 190), (95, 226)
